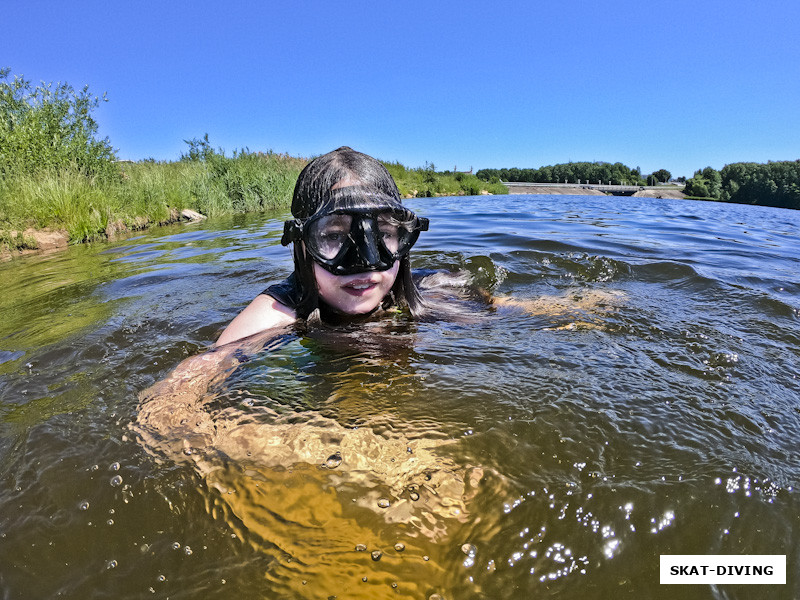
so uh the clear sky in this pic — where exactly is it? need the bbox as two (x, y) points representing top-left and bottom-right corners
(4, 0), (799, 178)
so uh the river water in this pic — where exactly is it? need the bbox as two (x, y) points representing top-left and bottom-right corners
(1, 194), (798, 599)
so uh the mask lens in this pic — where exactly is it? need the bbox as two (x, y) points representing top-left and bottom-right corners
(308, 214), (352, 260)
(377, 210), (418, 255)
(377, 213), (402, 254)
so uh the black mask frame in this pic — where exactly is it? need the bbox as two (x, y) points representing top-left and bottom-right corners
(282, 207), (429, 276)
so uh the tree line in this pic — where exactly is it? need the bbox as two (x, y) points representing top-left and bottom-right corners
(475, 162), (675, 187)
(478, 158), (800, 210)
(683, 162), (800, 210)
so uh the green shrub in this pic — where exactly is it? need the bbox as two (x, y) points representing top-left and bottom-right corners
(0, 68), (116, 180)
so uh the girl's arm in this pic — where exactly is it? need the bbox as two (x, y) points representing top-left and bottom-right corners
(134, 297), (296, 455)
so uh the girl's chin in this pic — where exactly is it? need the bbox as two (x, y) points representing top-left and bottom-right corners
(325, 295), (382, 315)
(342, 301), (379, 314)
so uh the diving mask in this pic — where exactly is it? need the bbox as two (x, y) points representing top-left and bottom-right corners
(282, 207), (429, 275)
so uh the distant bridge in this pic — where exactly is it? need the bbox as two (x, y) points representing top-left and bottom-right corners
(501, 182), (680, 196)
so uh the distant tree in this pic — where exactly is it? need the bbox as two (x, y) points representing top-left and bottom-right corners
(684, 166), (720, 198)
(652, 169), (672, 183)
(685, 179), (710, 197)
(421, 162), (437, 184)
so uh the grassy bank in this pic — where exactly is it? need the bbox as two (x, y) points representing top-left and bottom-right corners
(0, 150), (307, 250)
(0, 153), (506, 252)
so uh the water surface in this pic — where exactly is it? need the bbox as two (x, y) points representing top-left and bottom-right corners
(1, 195), (798, 599)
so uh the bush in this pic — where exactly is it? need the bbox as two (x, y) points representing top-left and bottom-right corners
(0, 68), (116, 180)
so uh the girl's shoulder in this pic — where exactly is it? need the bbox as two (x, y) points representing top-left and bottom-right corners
(216, 293), (296, 347)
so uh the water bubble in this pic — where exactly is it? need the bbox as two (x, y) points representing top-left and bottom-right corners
(362, 576), (368, 582)
(110, 475), (123, 487)
(110, 462), (120, 472)
(391, 582), (398, 588)
(325, 452), (342, 469)
(423, 555), (430, 561)
(107, 519), (114, 526)
(377, 498), (391, 509)
(371, 550), (382, 561)
(409, 491), (420, 501)
(355, 544), (367, 552)
(394, 542), (405, 552)
(157, 575), (166, 583)
(106, 559), (117, 570)
(171, 542), (181, 550)
(461, 544), (477, 568)
(79, 500), (90, 511)
(184, 545), (192, 555)
(90, 464), (99, 472)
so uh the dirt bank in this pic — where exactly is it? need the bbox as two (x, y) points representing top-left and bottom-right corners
(1, 209), (206, 261)
(631, 188), (687, 199)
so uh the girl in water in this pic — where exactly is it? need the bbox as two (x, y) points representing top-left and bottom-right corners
(136, 146), (478, 507)
(215, 146), (431, 346)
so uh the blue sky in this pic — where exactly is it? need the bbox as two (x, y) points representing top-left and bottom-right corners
(4, 0), (799, 177)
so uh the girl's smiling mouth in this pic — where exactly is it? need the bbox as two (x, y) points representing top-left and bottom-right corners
(342, 278), (380, 295)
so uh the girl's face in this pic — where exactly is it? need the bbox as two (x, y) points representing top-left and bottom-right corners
(313, 260), (399, 315)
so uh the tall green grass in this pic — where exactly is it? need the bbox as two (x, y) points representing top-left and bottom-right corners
(186, 150), (305, 218)
(0, 151), (307, 247)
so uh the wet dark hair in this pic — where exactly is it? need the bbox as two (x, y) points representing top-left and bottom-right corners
(289, 147), (426, 320)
